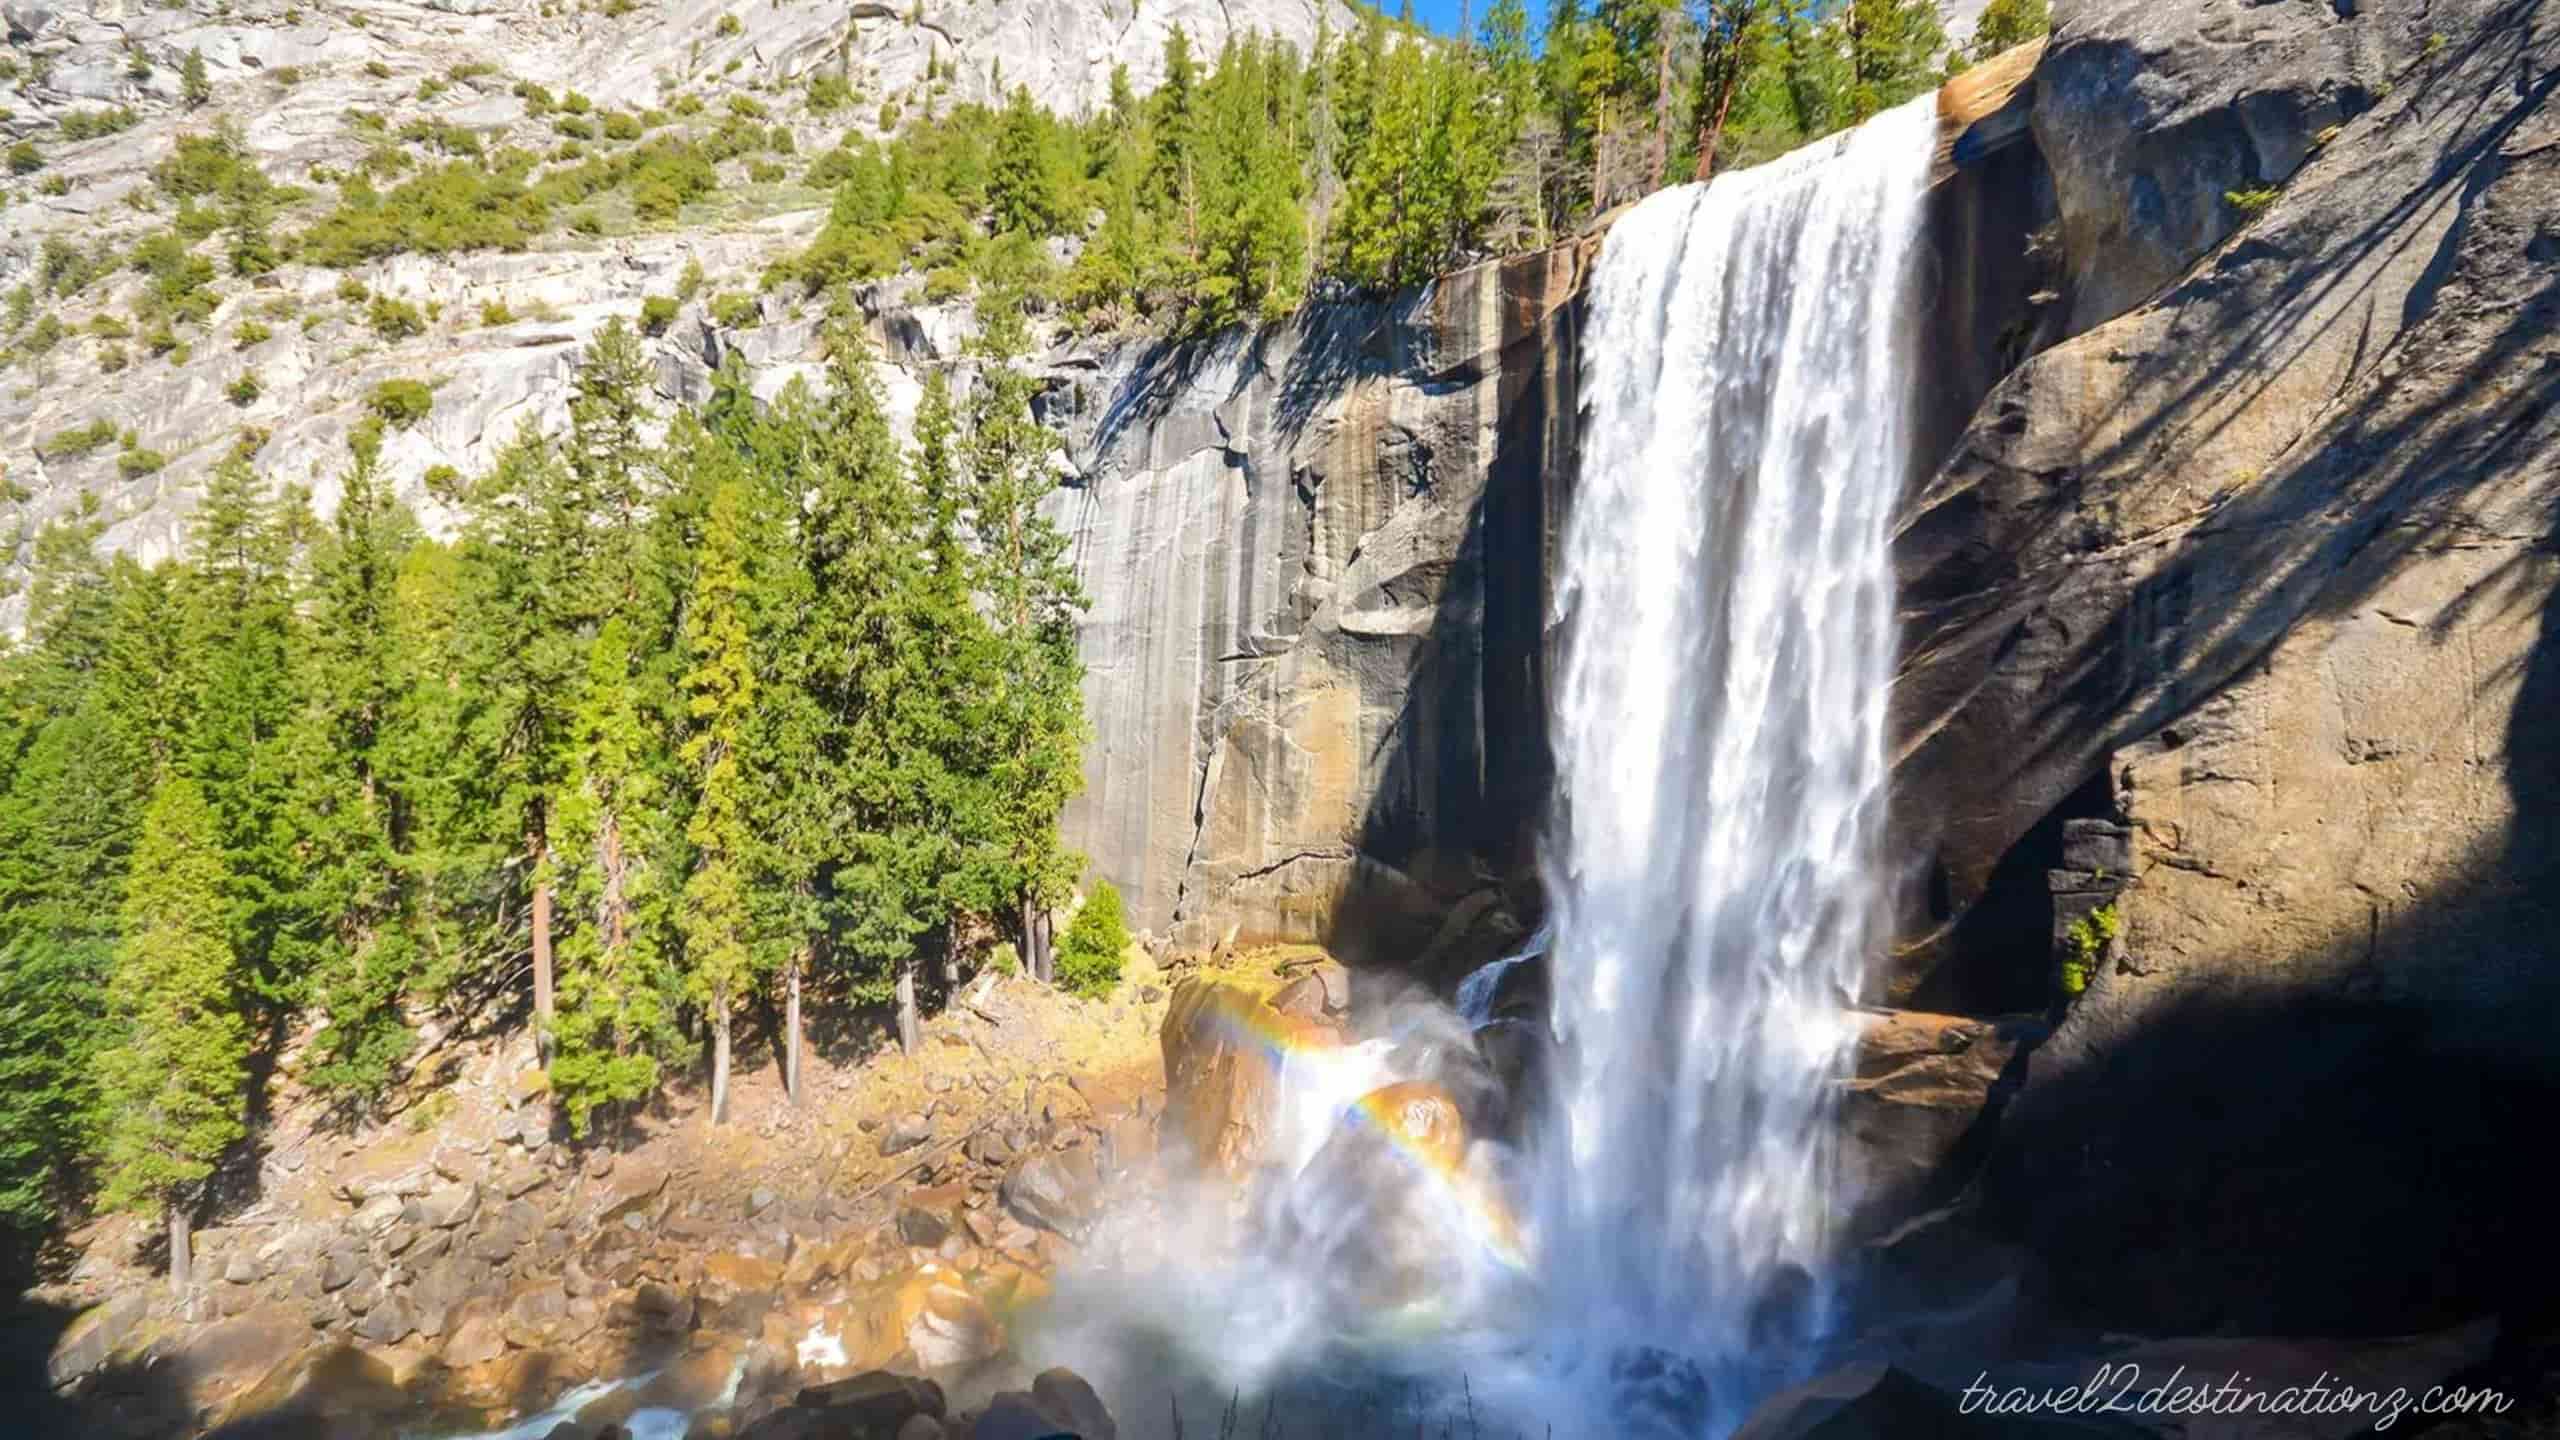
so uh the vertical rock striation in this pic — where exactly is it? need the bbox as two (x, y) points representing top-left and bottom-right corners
(1047, 246), (1589, 961)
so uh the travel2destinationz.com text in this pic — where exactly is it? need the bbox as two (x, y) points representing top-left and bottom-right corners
(1959, 1365), (2515, 1431)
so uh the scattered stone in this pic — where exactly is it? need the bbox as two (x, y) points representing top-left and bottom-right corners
(320, 1244), (367, 1293)
(412, 1180), (480, 1230)
(354, 1191), (406, 1238)
(46, 1291), (149, 1389)
(354, 1293), (418, 1345)
(223, 1250), (265, 1285)
(879, 1113), (933, 1156)
(896, 1185), (966, 1248)
(747, 1187), (777, 1217)
(999, 1145), (1100, 1238)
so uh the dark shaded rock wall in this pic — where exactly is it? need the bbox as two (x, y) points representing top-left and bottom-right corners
(1888, 0), (2560, 1332)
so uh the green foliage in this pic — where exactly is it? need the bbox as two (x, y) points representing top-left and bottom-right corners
(1966, 0), (2050, 62)
(368, 294), (427, 339)
(7, 141), (39, 175)
(2226, 185), (2281, 216)
(367, 378), (434, 427)
(117, 448), (168, 478)
(58, 106), (141, 141)
(709, 291), (760, 328)
(95, 778), (249, 1219)
(2058, 903), (2121, 998)
(226, 372), (262, 406)
(301, 163), (549, 265)
(807, 71), (853, 112)
(1056, 883), (1128, 998)
(0, 312), (1099, 1236)
(640, 294), (680, 334)
(40, 419), (119, 460)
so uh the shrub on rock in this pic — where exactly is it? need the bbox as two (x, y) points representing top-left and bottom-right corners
(1055, 882), (1127, 999)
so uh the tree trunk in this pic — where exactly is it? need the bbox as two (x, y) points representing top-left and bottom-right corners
(167, 1204), (192, 1291)
(1021, 894), (1050, 983)
(1652, 26), (1674, 190)
(783, 956), (803, 1107)
(709, 1004), (732, 1127)
(529, 829), (554, 1062)
(895, 962), (920, 1057)
(1697, 58), (1741, 181)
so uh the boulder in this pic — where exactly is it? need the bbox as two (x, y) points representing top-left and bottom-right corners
(319, 1243), (369, 1294)
(792, 1369), (947, 1428)
(410, 1181), (479, 1230)
(1837, 1012), (2043, 1238)
(439, 1305), (507, 1368)
(879, 1113), (934, 1157)
(503, 1283), (572, 1349)
(1030, 1368), (1117, 1440)
(45, 1290), (152, 1389)
(697, 1252), (783, 1334)
(896, 1186), (967, 1248)
(353, 1191), (407, 1239)
(352, 1292), (417, 1346)
(1279, 1081), (1505, 1311)
(1159, 977), (1336, 1179)
(998, 1145), (1100, 1239)
(961, 1371), (1119, 1440)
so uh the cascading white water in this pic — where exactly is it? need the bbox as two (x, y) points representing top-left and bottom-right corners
(1533, 93), (1936, 1424)
(444, 96), (1941, 1440)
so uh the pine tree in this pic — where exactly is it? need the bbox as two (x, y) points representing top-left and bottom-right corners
(546, 617), (678, 1135)
(459, 323), (660, 1062)
(289, 432), (426, 1104)
(675, 444), (772, 1126)
(1965, 0), (2049, 63)
(963, 321), (1088, 983)
(181, 48), (211, 109)
(797, 332), (940, 1053)
(95, 776), (247, 1288)
(1151, 27), (1203, 262)
(1845, 0), (1946, 120)
(179, 456), (307, 1014)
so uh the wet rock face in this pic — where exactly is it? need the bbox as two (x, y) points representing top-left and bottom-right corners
(1157, 976), (1314, 1180)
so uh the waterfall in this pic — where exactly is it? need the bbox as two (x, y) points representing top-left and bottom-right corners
(1534, 94), (1936, 1424)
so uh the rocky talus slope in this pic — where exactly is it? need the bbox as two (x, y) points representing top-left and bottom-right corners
(22, 946), (1301, 1437)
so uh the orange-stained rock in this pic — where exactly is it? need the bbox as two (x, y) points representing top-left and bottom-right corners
(1160, 977), (1338, 1179)
(1349, 1081), (1467, 1176)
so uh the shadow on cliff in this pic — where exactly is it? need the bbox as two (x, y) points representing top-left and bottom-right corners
(2008, 0), (2551, 509)
(1324, 260), (1575, 984)
(1089, 288), (1421, 463)
(1960, 473), (2560, 1340)
(1898, 8), (2560, 1006)
(0, 1297), (200, 1440)
(1880, 3), (2560, 1336)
